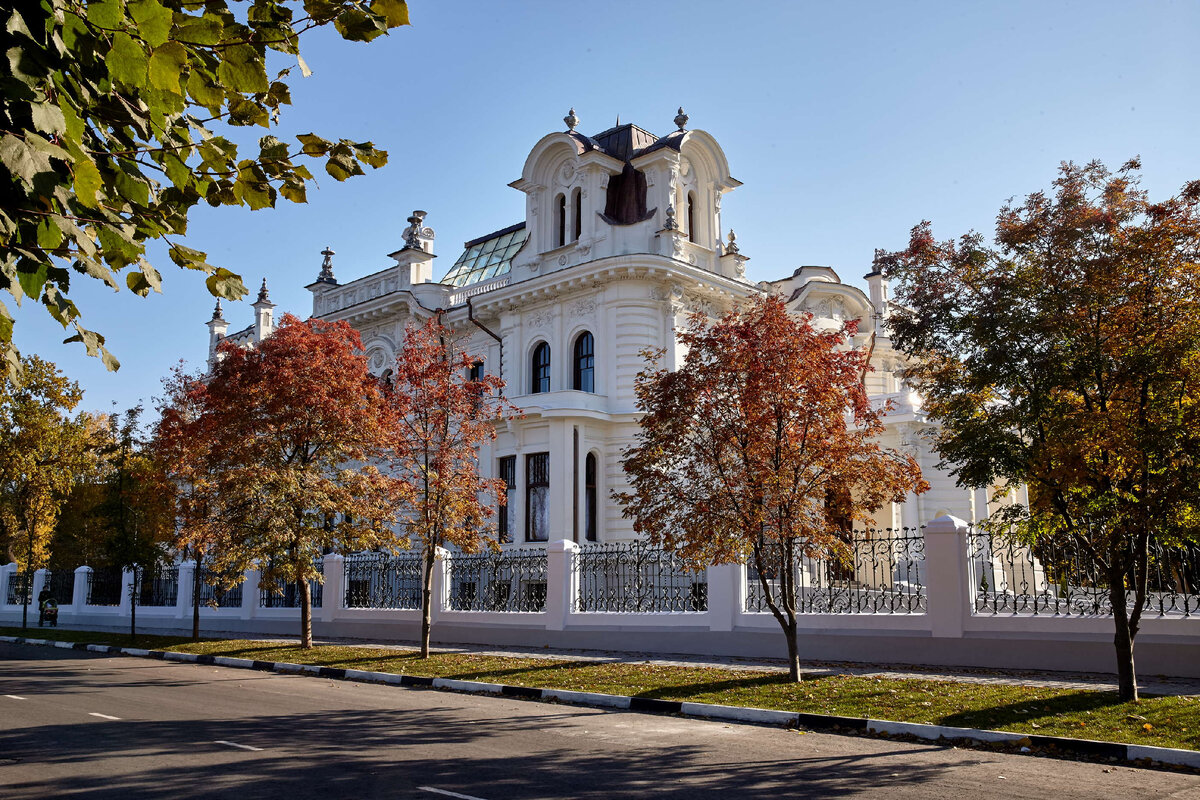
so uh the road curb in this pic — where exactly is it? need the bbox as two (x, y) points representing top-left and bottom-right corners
(5, 634), (1197, 771)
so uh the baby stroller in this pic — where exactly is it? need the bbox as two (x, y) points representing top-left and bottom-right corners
(39, 597), (59, 627)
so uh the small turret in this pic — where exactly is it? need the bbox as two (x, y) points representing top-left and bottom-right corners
(206, 299), (228, 364)
(252, 278), (276, 342)
(865, 249), (890, 337)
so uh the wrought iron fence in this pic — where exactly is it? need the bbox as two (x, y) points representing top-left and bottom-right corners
(574, 541), (707, 612)
(343, 552), (421, 609)
(448, 548), (547, 612)
(6, 572), (30, 605)
(967, 528), (1200, 617)
(197, 567), (244, 608)
(138, 564), (179, 607)
(45, 570), (74, 605)
(744, 529), (927, 614)
(87, 567), (123, 606)
(260, 560), (324, 609)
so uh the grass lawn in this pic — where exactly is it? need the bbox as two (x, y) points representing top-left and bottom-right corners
(6, 625), (1198, 752)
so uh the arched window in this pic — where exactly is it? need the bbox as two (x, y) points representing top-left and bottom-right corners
(572, 331), (594, 392)
(531, 342), (550, 393)
(556, 194), (567, 248)
(687, 191), (697, 243)
(572, 188), (582, 242)
(585, 452), (598, 542)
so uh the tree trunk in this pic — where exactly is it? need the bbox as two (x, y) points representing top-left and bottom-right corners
(300, 572), (313, 649)
(192, 554), (201, 642)
(782, 615), (801, 681)
(420, 546), (435, 658)
(1109, 558), (1138, 702)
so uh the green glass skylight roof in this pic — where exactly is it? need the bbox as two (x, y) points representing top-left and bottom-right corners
(442, 223), (527, 288)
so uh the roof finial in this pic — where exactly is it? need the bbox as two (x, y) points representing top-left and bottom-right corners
(674, 106), (689, 132)
(615, 113), (620, 127)
(211, 298), (224, 321)
(318, 246), (336, 283)
(725, 229), (739, 254)
(404, 210), (428, 250)
(564, 107), (579, 132)
(256, 278), (269, 303)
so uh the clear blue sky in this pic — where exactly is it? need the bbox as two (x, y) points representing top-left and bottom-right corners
(17, 0), (1200, 416)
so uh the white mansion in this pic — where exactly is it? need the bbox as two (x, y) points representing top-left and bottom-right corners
(207, 109), (1013, 547)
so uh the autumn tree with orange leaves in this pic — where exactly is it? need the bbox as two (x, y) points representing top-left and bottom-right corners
(617, 295), (927, 681)
(880, 159), (1200, 701)
(382, 316), (516, 657)
(158, 314), (399, 648)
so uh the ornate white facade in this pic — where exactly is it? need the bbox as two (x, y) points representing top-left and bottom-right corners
(208, 110), (1013, 546)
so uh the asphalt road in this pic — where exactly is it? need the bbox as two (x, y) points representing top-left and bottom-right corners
(1, 643), (1198, 800)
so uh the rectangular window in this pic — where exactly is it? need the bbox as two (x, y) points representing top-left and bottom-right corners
(526, 452), (549, 542)
(498, 455), (515, 544)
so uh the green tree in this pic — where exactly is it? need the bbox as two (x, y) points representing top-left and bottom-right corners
(0, 0), (409, 378)
(880, 159), (1200, 701)
(97, 406), (174, 644)
(0, 355), (90, 628)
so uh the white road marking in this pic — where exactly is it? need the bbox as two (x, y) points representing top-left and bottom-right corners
(213, 740), (264, 752)
(4, 695), (26, 700)
(88, 712), (121, 720)
(418, 788), (490, 800)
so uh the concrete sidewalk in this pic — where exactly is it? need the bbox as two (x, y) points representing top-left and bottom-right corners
(20, 621), (1200, 697)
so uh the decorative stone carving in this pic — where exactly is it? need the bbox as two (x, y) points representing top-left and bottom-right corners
(529, 309), (555, 329)
(558, 254), (568, 266)
(569, 298), (596, 318)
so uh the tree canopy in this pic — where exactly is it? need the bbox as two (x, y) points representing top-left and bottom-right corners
(156, 313), (399, 647)
(880, 158), (1200, 700)
(381, 316), (515, 656)
(0, 354), (93, 627)
(617, 295), (927, 680)
(0, 0), (409, 378)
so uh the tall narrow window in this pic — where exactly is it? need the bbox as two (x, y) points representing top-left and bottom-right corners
(585, 452), (598, 542)
(468, 360), (484, 381)
(526, 452), (550, 542)
(572, 331), (594, 392)
(573, 188), (582, 242)
(531, 342), (550, 393)
(556, 194), (567, 247)
(498, 456), (515, 544)
(687, 191), (697, 243)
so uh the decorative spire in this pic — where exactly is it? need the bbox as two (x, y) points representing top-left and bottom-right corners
(663, 204), (678, 231)
(725, 229), (739, 254)
(318, 246), (336, 283)
(615, 113), (620, 127)
(211, 298), (224, 321)
(564, 107), (579, 132)
(256, 278), (269, 303)
(404, 210), (428, 250)
(674, 106), (689, 132)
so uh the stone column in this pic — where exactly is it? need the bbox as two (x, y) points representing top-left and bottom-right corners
(705, 563), (741, 632)
(430, 547), (450, 626)
(241, 568), (260, 620)
(924, 515), (970, 639)
(71, 566), (90, 611)
(176, 560), (196, 620)
(320, 554), (344, 623)
(0, 562), (14, 607)
(545, 539), (577, 631)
